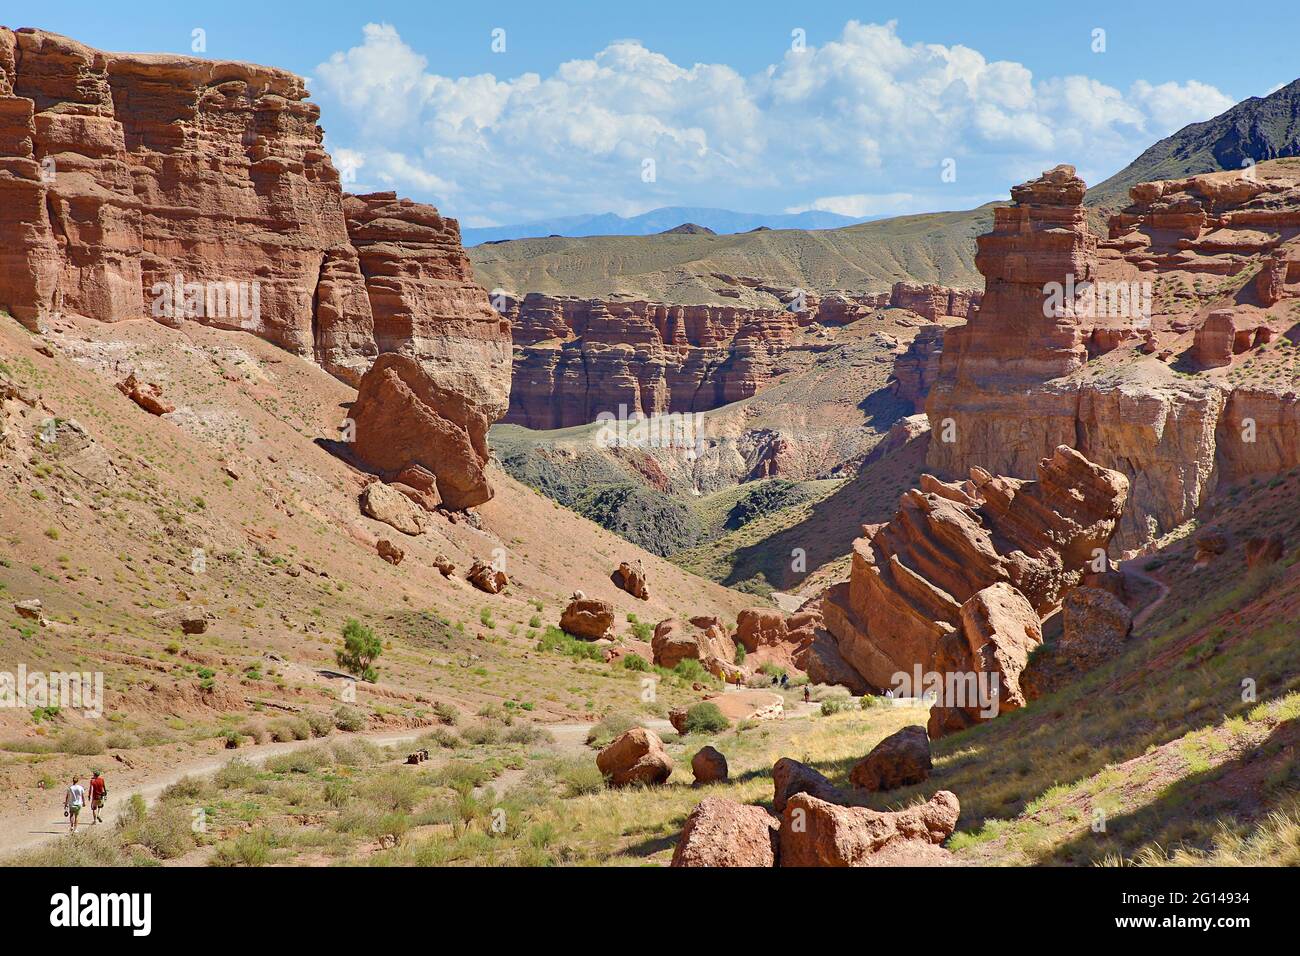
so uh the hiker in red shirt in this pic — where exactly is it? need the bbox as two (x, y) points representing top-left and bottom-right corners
(88, 770), (107, 824)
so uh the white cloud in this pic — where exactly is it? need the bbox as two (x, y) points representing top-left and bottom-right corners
(1129, 80), (1236, 134)
(311, 20), (1238, 223)
(786, 192), (916, 217)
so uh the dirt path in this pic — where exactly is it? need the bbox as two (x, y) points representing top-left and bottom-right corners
(1122, 561), (1171, 632)
(0, 728), (423, 859)
(6, 706), (816, 857)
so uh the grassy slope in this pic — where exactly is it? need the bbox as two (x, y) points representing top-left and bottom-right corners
(469, 206), (994, 304)
(0, 314), (751, 815)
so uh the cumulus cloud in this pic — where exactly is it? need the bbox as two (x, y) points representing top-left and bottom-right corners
(786, 193), (916, 218)
(311, 20), (1237, 223)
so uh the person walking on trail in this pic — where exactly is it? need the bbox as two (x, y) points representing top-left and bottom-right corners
(803, 685), (811, 705)
(64, 776), (85, 833)
(88, 770), (106, 824)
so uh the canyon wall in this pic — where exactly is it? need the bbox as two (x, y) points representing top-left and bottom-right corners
(0, 28), (510, 504)
(926, 164), (1300, 551)
(500, 283), (980, 429)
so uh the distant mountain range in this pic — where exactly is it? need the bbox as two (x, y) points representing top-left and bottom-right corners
(461, 206), (865, 246)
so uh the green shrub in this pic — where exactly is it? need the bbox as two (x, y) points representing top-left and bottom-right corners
(621, 652), (650, 672)
(210, 829), (273, 867)
(336, 618), (381, 681)
(333, 705), (366, 732)
(683, 702), (729, 734)
(537, 625), (603, 661)
(673, 658), (709, 682)
(58, 729), (105, 755)
(304, 711), (334, 738)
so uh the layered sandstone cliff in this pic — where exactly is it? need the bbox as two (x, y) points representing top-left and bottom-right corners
(0, 28), (510, 507)
(926, 163), (1300, 552)
(500, 283), (979, 429)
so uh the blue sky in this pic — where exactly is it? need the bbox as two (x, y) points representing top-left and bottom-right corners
(17, 1), (1294, 226)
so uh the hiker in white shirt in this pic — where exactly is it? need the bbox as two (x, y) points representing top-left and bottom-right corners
(64, 776), (85, 832)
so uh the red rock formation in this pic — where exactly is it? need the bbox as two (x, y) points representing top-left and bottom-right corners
(351, 353), (495, 510)
(779, 790), (959, 867)
(849, 725), (932, 792)
(671, 798), (777, 867)
(823, 446), (1128, 701)
(596, 727), (673, 787)
(559, 597), (616, 640)
(0, 29), (511, 511)
(501, 283), (979, 429)
(116, 372), (173, 416)
(889, 323), (945, 409)
(340, 191), (511, 403)
(690, 745), (729, 785)
(466, 559), (507, 594)
(612, 560), (649, 600)
(651, 616), (735, 670)
(926, 163), (1300, 552)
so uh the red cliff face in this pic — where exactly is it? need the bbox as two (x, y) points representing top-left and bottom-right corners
(0, 27), (510, 507)
(500, 285), (979, 429)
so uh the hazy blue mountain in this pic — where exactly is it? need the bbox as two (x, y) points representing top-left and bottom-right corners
(461, 206), (865, 245)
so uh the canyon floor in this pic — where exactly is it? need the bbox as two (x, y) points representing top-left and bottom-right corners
(4, 303), (1298, 867)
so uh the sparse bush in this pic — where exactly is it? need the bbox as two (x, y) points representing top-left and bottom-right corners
(210, 828), (273, 867)
(459, 723), (500, 746)
(213, 758), (257, 790)
(417, 727), (461, 750)
(58, 729), (105, 755)
(621, 652), (650, 672)
(333, 705), (365, 732)
(504, 724), (553, 746)
(304, 711), (334, 738)
(683, 702), (729, 734)
(555, 758), (604, 796)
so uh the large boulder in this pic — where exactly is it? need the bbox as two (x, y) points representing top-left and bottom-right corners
(612, 560), (649, 600)
(850, 725), (932, 792)
(958, 582), (1042, 713)
(651, 616), (735, 670)
(359, 481), (427, 536)
(670, 798), (779, 868)
(596, 728), (673, 787)
(779, 790), (960, 867)
(691, 745), (729, 785)
(351, 353), (496, 511)
(467, 559), (507, 593)
(116, 373), (174, 416)
(1058, 586), (1132, 667)
(772, 757), (845, 813)
(559, 597), (616, 640)
(1021, 586), (1132, 700)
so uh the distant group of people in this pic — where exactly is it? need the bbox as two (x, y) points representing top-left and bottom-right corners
(62, 770), (107, 832)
